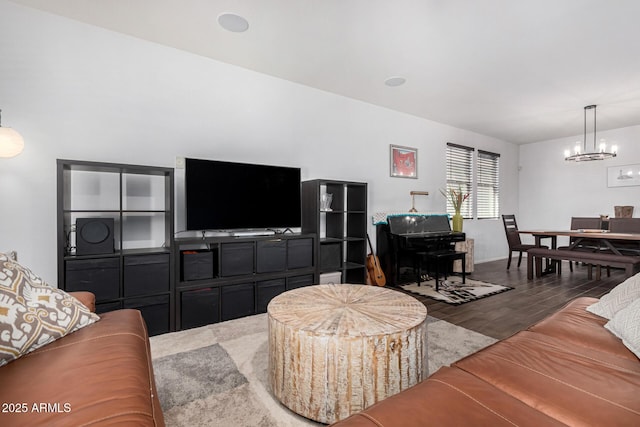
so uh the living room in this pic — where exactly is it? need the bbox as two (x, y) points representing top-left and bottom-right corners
(1, 1), (639, 285)
(1, 1), (639, 426)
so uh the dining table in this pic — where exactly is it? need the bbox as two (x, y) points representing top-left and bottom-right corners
(518, 229), (640, 279)
(518, 229), (640, 255)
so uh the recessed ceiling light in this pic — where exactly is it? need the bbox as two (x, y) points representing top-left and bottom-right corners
(218, 13), (249, 33)
(384, 76), (406, 87)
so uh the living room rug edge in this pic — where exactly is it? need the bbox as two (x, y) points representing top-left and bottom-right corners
(150, 313), (497, 427)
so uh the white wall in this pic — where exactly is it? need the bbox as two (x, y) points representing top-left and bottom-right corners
(0, 1), (519, 283)
(518, 125), (640, 245)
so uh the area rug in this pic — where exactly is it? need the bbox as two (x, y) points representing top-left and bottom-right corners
(400, 277), (513, 305)
(149, 312), (496, 427)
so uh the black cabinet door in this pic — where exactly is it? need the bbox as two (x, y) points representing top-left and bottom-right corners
(65, 258), (120, 301)
(220, 243), (254, 276)
(123, 254), (170, 297)
(124, 294), (170, 336)
(221, 283), (255, 321)
(256, 240), (287, 273)
(287, 238), (313, 269)
(181, 288), (220, 329)
(256, 278), (286, 313)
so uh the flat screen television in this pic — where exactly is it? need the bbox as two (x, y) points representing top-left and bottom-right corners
(185, 158), (301, 231)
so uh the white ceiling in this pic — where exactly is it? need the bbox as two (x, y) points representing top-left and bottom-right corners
(9, 0), (640, 144)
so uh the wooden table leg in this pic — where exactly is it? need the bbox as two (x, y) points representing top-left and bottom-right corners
(535, 255), (543, 277)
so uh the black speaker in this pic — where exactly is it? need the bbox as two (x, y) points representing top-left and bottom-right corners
(76, 218), (115, 256)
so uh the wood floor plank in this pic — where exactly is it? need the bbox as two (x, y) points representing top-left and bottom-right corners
(396, 258), (625, 340)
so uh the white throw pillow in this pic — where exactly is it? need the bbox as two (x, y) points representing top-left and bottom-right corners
(604, 297), (640, 358)
(587, 272), (640, 320)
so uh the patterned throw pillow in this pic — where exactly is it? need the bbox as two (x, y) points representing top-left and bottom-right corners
(0, 253), (100, 366)
(604, 297), (640, 358)
(587, 272), (640, 320)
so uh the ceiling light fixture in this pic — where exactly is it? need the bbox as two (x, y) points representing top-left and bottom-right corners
(217, 13), (249, 33)
(384, 76), (406, 87)
(564, 105), (617, 162)
(0, 109), (25, 158)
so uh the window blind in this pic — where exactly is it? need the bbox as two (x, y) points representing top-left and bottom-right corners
(477, 150), (500, 219)
(445, 143), (473, 218)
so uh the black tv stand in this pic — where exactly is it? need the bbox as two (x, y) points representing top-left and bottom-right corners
(174, 232), (317, 330)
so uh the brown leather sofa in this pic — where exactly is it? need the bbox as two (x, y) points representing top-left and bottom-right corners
(331, 297), (640, 426)
(0, 292), (165, 427)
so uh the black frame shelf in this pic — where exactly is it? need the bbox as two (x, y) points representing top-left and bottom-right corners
(302, 179), (367, 284)
(56, 159), (175, 336)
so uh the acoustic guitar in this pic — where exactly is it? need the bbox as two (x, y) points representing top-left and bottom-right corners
(365, 234), (386, 287)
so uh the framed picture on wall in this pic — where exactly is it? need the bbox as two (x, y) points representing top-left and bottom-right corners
(607, 164), (640, 187)
(390, 145), (417, 178)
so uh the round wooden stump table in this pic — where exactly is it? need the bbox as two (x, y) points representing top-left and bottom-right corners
(267, 284), (428, 424)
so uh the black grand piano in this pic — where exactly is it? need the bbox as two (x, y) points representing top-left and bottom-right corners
(376, 214), (465, 286)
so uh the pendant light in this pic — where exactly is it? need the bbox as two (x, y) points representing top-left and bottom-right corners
(564, 105), (617, 162)
(0, 109), (25, 158)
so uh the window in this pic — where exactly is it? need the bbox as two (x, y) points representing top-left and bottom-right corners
(477, 150), (500, 219)
(445, 143), (473, 218)
(445, 144), (501, 219)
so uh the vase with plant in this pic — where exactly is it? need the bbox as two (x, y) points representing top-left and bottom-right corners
(440, 186), (470, 232)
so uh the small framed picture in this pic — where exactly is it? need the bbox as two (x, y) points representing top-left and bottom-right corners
(607, 164), (640, 187)
(390, 145), (417, 178)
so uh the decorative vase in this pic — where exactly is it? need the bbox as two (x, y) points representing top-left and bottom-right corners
(320, 193), (333, 211)
(452, 211), (463, 232)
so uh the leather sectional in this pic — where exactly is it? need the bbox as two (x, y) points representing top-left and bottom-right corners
(0, 292), (165, 427)
(331, 297), (640, 426)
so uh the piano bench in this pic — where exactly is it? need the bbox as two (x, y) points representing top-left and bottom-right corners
(415, 250), (466, 291)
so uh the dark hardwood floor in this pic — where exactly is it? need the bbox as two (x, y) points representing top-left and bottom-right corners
(397, 258), (623, 340)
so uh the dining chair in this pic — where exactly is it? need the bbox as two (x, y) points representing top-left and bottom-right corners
(562, 217), (603, 272)
(570, 217), (603, 231)
(569, 218), (640, 278)
(608, 218), (640, 255)
(609, 217), (640, 233)
(577, 217), (640, 277)
(502, 214), (538, 269)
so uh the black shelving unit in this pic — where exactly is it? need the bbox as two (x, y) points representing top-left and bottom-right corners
(56, 159), (174, 336)
(174, 233), (316, 330)
(301, 180), (367, 283)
